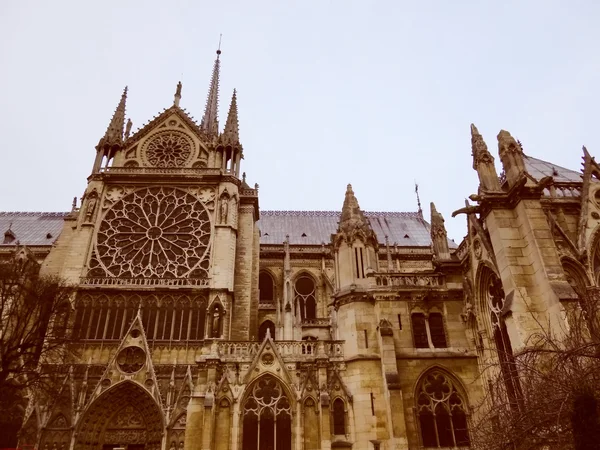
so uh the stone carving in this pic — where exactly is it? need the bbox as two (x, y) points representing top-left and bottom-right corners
(219, 192), (229, 225)
(144, 131), (193, 167)
(92, 187), (211, 279)
(85, 193), (98, 222)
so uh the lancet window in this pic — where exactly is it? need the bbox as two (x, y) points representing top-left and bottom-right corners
(242, 375), (292, 450)
(332, 398), (347, 435)
(295, 276), (316, 321)
(72, 294), (207, 341)
(481, 268), (522, 410)
(416, 370), (470, 448)
(259, 272), (275, 304)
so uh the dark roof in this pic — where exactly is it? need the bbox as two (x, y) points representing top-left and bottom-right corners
(258, 210), (450, 247)
(524, 155), (581, 183)
(0, 212), (67, 246)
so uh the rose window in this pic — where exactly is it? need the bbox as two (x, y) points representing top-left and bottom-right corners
(95, 187), (211, 279)
(145, 132), (193, 167)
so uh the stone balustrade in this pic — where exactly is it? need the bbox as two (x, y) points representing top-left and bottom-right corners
(79, 277), (209, 287)
(217, 340), (344, 360)
(99, 167), (222, 176)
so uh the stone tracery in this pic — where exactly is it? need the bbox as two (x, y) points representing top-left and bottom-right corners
(93, 187), (211, 280)
(145, 132), (193, 167)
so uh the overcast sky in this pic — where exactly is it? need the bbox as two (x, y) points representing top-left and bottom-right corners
(1, 1), (599, 242)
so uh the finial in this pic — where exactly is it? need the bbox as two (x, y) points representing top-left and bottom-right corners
(174, 81), (182, 107)
(71, 197), (77, 212)
(415, 182), (423, 218)
(217, 34), (222, 55)
(242, 172), (246, 183)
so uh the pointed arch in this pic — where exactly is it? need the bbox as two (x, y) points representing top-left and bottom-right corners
(208, 298), (225, 338)
(241, 374), (293, 450)
(587, 223), (600, 285)
(259, 271), (276, 304)
(414, 367), (470, 448)
(74, 381), (164, 450)
(258, 320), (275, 342)
(561, 256), (591, 299)
(293, 273), (317, 321)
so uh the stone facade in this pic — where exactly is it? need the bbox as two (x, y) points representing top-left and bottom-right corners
(2, 51), (597, 450)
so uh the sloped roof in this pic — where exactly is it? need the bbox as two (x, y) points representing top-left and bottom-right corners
(258, 211), (445, 247)
(0, 212), (67, 246)
(524, 155), (581, 183)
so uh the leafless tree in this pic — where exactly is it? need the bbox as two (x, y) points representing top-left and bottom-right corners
(0, 251), (73, 447)
(470, 292), (600, 450)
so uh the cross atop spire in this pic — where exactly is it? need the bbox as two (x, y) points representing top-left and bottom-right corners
(220, 89), (240, 146)
(200, 48), (221, 136)
(98, 87), (127, 148)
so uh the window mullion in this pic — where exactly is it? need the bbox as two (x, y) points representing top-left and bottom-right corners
(425, 316), (434, 349)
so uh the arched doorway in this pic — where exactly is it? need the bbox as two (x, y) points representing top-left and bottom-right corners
(242, 375), (292, 450)
(74, 381), (164, 450)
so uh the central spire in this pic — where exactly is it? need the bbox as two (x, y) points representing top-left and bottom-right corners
(200, 49), (221, 136)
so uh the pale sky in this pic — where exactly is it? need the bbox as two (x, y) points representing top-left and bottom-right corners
(1, 1), (599, 243)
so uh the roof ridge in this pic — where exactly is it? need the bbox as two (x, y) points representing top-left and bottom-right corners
(0, 212), (69, 217)
(260, 210), (421, 218)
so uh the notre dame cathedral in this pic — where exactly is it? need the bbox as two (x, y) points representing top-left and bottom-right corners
(2, 49), (598, 450)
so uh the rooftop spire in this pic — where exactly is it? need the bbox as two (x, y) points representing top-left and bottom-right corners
(98, 87), (127, 148)
(200, 47), (221, 136)
(220, 89), (240, 146)
(430, 202), (450, 260)
(471, 123), (500, 191)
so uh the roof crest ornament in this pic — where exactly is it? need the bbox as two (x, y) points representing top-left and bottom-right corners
(415, 182), (423, 219)
(200, 38), (222, 136)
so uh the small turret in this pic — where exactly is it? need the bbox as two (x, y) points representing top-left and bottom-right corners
(92, 87), (127, 173)
(430, 202), (451, 260)
(497, 129), (526, 187)
(217, 90), (243, 177)
(471, 124), (500, 191)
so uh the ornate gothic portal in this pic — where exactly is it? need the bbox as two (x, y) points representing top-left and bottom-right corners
(75, 382), (163, 450)
(242, 376), (292, 450)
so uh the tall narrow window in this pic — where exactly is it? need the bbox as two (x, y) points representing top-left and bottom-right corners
(482, 269), (523, 411)
(295, 276), (317, 321)
(429, 313), (447, 348)
(332, 398), (346, 435)
(411, 313), (429, 348)
(416, 370), (470, 448)
(259, 272), (275, 304)
(354, 247), (366, 278)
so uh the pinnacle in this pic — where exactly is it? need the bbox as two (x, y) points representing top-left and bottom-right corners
(99, 86), (127, 148)
(339, 183), (371, 233)
(220, 89), (240, 146)
(200, 50), (221, 136)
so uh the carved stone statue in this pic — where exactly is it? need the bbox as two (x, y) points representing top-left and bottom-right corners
(212, 309), (221, 338)
(219, 197), (229, 225)
(85, 196), (97, 221)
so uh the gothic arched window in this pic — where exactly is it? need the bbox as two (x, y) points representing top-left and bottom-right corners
(295, 276), (316, 321)
(242, 375), (292, 450)
(332, 398), (346, 435)
(481, 268), (522, 410)
(416, 370), (470, 448)
(259, 272), (275, 304)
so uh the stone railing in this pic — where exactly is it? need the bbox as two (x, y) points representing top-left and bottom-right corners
(374, 273), (444, 288)
(301, 318), (330, 326)
(99, 167), (222, 176)
(79, 277), (209, 287)
(217, 340), (344, 359)
(240, 188), (258, 197)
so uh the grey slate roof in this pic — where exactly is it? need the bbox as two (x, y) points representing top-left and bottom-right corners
(258, 211), (445, 247)
(524, 155), (582, 183)
(0, 212), (68, 246)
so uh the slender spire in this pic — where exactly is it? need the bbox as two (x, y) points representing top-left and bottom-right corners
(471, 123), (500, 191)
(200, 49), (221, 136)
(221, 89), (240, 145)
(174, 81), (182, 107)
(98, 87), (127, 148)
(415, 182), (423, 218)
